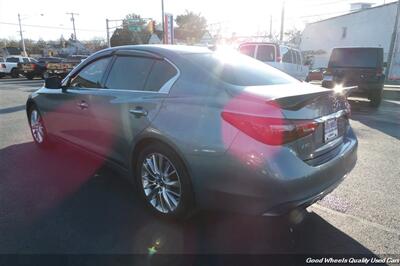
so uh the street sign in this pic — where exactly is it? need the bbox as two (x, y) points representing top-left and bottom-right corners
(127, 18), (142, 32)
(164, 13), (174, 44)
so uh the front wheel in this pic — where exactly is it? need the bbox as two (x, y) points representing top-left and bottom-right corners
(28, 105), (51, 148)
(135, 143), (194, 219)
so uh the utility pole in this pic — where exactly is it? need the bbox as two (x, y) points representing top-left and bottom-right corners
(385, 0), (400, 80)
(106, 18), (111, 48)
(161, 0), (165, 44)
(269, 15), (273, 38)
(280, 1), (285, 42)
(66, 12), (79, 40)
(17, 13), (27, 56)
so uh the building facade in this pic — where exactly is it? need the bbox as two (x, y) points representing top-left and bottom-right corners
(300, 2), (397, 71)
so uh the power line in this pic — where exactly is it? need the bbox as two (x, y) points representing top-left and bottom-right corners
(0, 21), (104, 32)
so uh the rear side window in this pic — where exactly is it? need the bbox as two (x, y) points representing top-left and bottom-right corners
(329, 48), (380, 68)
(144, 60), (177, 91)
(239, 45), (256, 58)
(70, 57), (111, 88)
(281, 47), (292, 63)
(6, 57), (19, 63)
(256, 45), (275, 62)
(105, 56), (154, 91)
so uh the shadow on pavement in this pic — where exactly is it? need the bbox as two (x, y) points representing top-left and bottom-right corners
(348, 98), (400, 140)
(0, 142), (379, 258)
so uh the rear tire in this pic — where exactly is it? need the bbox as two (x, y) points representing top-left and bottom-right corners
(369, 87), (383, 108)
(135, 143), (194, 220)
(11, 68), (19, 78)
(322, 80), (333, 88)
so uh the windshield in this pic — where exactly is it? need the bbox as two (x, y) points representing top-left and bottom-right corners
(186, 51), (297, 86)
(329, 48), (379, 68)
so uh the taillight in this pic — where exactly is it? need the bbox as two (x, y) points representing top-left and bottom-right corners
(376, 67), (383, 77)
(221, 112), (318, 145)
(0, 64), (5, 68)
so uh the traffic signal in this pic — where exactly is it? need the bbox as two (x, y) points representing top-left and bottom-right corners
(147, 20), (156, 33)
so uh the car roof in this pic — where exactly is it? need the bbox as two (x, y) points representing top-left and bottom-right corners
(96, 45), (211, 59)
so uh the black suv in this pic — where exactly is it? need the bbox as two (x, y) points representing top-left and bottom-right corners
(322, 47), (385, 107)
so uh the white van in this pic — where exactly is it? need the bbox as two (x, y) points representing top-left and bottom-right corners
(238, 42), (309, 81)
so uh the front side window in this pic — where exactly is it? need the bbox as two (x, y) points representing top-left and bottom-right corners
(105, 56), (154, 91)
(70, 57), (111, 88)
(256, 45), (275, 62)
(239, 45), (256, 58)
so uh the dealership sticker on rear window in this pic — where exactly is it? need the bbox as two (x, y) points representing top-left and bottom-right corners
(324, 118), (338, 142)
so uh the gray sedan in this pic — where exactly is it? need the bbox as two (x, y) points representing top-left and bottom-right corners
(26, 45), (357, 219)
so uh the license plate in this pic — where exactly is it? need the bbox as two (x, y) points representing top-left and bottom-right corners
(324, 118), (338, 142)
(324, 75), (333, 81)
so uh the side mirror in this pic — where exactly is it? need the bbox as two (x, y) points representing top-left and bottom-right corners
(45, 76), (62, 89)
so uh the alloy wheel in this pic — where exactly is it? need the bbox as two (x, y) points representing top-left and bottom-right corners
(30, 109), (45, 143)
(141, 153), (182, 213)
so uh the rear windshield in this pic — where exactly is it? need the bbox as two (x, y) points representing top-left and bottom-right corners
(329, 48), (380, 68)
(186, 51), (297, 86)
(6, 57), (19, 63)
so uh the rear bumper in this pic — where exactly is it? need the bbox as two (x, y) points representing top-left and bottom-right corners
(190, 127), (357, 215)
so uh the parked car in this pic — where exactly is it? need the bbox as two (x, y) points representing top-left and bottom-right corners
(20, 57), (64, 80)
(26, 45), (357, 219)
(238, 42), (309, 81)
(322, 47), (385, 107)
(45, 56), (86, 79)
(0, 56), (34, 78)
(305, 68), (326, 82)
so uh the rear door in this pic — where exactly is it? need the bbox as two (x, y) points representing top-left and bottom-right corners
(83, 51), (178, 166)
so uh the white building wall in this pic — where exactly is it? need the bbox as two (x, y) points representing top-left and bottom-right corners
(300, 3), (397, 68)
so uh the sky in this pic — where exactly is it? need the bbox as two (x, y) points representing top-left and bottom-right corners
(0, 0), (392, 41)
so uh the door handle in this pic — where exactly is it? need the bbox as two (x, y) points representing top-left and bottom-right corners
(129, 108), (148, 117)
(77, 101), (89, 110)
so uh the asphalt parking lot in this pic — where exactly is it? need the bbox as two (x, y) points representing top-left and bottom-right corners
(0, 78), (399, 259)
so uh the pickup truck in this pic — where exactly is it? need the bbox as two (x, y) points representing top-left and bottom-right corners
(20, 57), (63, 80)
(45, 55), (87, 79)
(0, 56), (35, 78)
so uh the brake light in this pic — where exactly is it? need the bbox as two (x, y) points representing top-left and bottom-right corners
(221, 112), (318, 145)
(1, 64), (5, 68)
(376, 67), (383, 77)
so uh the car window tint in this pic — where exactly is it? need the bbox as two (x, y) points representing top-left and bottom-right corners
(281, 47), (292, 63)
(70, 57), (110, 88)
(256, 45), (275, 62)
(144, 60), (177, 92)
(105, 56), (154, 91)
(239, 45), (256, 58)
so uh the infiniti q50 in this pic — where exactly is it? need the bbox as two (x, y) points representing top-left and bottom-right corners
(26, 45), (357, 218)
